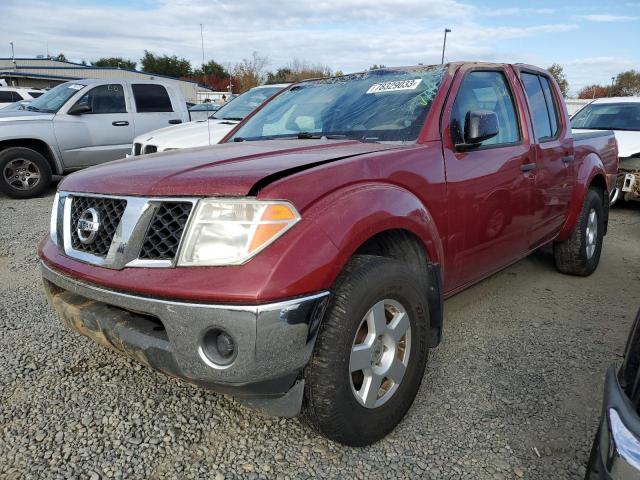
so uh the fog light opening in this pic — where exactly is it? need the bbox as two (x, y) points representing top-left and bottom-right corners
(200, 328), (237, 368)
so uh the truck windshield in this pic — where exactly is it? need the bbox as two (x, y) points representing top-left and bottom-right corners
(229, 66), (445, 144)
(26, 82), (87, 113)
(572, 102), (640, 131)
(211, 86), (284, 121)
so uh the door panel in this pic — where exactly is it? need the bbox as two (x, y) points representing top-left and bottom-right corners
(520, 73), (574, 246)
(54, 84), (133, 168)
(441, 67), (535, 292)
(131, 83), (182, 137)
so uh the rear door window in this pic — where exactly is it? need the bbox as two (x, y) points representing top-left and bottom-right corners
(0, 91), (14, 102)
(132, 84), (173, 113)
(28, 91), (44, 98)
(451, 70), (520, 147)
(539, 76), (560, 137)
(521, 73), (556, 140)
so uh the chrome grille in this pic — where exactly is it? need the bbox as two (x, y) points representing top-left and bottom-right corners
(70, 196), (127, 256)
(139, 202), (192, 260)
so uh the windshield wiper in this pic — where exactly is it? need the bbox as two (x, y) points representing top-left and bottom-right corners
(297, 132), (356, 140)
(221, 117), (243, 121)
(26, 105), (40, 112)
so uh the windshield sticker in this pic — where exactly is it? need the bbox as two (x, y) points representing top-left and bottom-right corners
(68, 84), (84, 90)
(366, 79), (422, 94)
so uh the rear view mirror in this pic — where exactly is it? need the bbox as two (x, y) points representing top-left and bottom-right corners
(68, 104), (92, 115)
(457, 110), (499, 150)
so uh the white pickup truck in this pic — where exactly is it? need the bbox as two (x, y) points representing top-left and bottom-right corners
(0, 79), (190, 198)
(131, 83), (289, 156)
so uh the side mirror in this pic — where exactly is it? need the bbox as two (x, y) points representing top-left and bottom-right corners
(457, 110), (499, 150)
(68, 104), (92, 115)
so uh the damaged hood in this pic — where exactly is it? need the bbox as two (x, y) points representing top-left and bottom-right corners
(60, 139), (402, 197)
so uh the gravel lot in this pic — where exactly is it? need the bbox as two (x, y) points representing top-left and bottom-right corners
(1, 185), (639, 480)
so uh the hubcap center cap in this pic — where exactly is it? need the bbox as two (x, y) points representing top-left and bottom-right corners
(371, 337), (385, 365)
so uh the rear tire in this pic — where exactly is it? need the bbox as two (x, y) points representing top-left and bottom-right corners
(553, 188), (604, 276)
(302, 255), (430, 446)
(0, 147), (52, 199)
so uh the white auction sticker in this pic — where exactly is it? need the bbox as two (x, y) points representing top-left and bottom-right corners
(366, 79), (422, 94)
(68, 84), (85, 90)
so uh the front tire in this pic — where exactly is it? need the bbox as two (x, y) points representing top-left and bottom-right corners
(302, 255), (430, 446)
(0, 147), (52, 199)
(553, 188), (604, 276)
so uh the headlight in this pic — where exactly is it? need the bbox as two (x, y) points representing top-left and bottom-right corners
(49, 193), (60, 246)
(177, 199), (300, 266)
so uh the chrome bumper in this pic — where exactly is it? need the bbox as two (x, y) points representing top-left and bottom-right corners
(41, 261), (330, 416)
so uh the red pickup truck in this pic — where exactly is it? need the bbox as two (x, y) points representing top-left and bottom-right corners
(39, 62), (618, 446)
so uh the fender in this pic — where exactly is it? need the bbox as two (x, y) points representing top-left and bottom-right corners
(556, 152), (608, 242)
(259, 181), (445, 346)
(0, 133), (64, 175)
(309, 183), (443, 276)
(258, 181), (444, 295)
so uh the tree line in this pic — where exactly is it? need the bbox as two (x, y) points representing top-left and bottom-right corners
(51, 53), (640, 99)
(54, 51), (337, 93)
(544, 64), (640, 99)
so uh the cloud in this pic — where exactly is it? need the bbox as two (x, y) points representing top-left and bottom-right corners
(0, 0), (624, 95)
(563, 57), (637, 94)
(483, 8), (555, 17)
(579, 14), (638, 22)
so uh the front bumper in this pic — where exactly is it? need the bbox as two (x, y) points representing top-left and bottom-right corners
(589, 366), (640, 479)
(41, 261), (330, 417)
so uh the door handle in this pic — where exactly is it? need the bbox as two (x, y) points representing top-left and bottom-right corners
(112, 121), (129, 126)
(562, 155), (574, 163)
(168, 119), (182, 125)
(520, 163), (537, 172)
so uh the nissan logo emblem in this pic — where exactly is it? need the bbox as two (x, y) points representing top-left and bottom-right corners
(77, 207), (100, 244)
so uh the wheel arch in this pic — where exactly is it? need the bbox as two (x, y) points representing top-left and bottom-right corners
(0, 139), (62, 175)
(301, 183), (445, 347)
(557, 153), (609, 241)
(351, 229), (443, 347)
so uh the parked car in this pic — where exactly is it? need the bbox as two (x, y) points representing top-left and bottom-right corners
(0, 100), (32, 111)
(0, 87), (45, 108)
(586, 308), (640, 479)
(131, 83), (289, 155)
(572, 97), (640, 203)
(40, 62), (618, 446)
(188, 102), (221, 121)
(0, 79), (189, 198)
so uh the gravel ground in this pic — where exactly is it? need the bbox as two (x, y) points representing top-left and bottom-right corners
(1, 185), (639, 480)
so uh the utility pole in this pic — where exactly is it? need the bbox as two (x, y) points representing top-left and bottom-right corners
(441, 28), (451, 64)
(200, 24), (205, 69)
(10, 41), (16, 67)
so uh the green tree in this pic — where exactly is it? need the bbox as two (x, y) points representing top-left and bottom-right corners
(92, 57), (137, 70)
(140, 50), (192, 78)
(266, 68), (294, 83)
(611, 70), (640, 96)
(369, 64), (386, 70)
(547, 64), (569, 97)
(52, 53), (67, 62)
(193, 60), (228, 78)
(265, 60), (332, 83)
